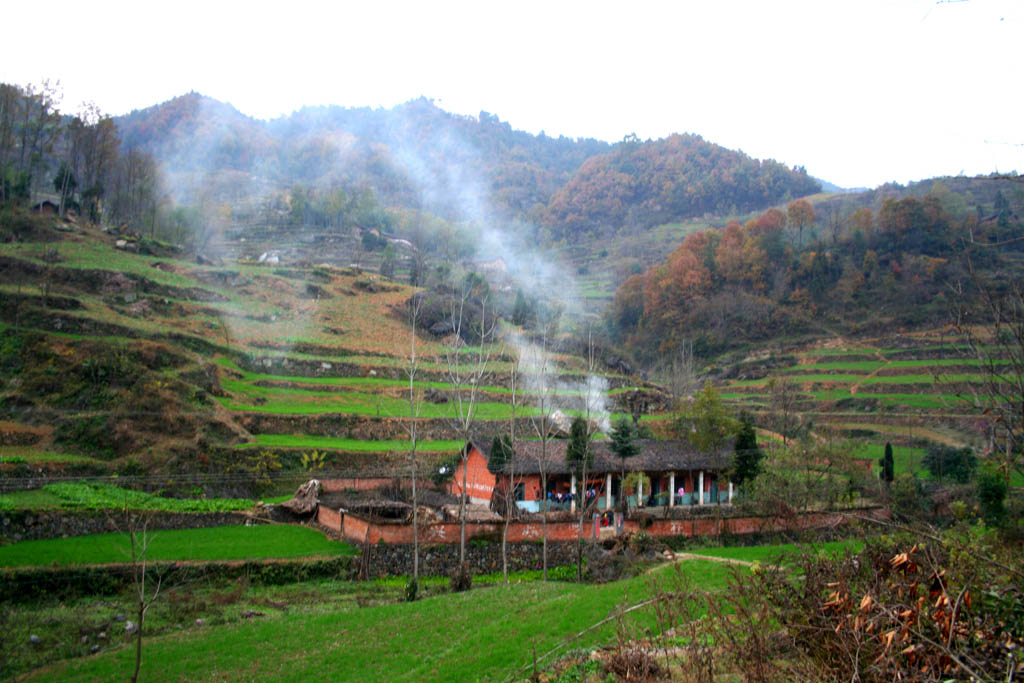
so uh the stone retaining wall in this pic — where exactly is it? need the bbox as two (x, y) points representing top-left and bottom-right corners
(0, 509), (249, 543)
(362, 541), (579, 578)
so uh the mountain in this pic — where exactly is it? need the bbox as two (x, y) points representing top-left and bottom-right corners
(541, 134), (820, 237)
(115, 94), (818, 234)
(609, 175), (1024, 362)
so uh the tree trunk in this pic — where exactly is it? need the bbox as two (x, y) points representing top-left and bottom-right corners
(541, 471), (548, 581)
(459, 456), (467, 565)
(131, 601), (144, 683)
(412, 452), (419, 582)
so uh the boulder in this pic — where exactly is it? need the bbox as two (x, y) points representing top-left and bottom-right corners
(281, 479), (322, 516)
(429, 320), (455, 337)
(423, 388), (448, 404)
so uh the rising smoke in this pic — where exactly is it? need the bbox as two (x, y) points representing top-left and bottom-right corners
(144, 94), (593, 403)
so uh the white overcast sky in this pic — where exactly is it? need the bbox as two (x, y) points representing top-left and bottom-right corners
(2, 0), (1021, 189)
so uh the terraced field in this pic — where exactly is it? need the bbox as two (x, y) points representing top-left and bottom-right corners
(717, 334), (999, 454)
(0, 219), (642, 487)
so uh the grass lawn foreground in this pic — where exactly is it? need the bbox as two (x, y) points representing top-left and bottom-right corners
(25, 539), (865, 681)
(0, 525), (356, 567)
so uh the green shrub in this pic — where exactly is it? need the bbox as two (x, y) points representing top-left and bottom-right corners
(976, 470), (1007, 526)
(53, 416), (116, 458)
(449, 562), (472, 593)
(922, 445), (977, 483)
(890, 474), (926, 518)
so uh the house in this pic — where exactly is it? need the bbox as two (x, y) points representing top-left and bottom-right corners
(450, 438), (734, 514)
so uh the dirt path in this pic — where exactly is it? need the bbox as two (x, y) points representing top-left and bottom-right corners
(849, 347), (890, 396)
(669, 552), (754, 567)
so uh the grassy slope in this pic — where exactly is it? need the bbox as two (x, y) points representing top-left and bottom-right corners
(0, 525), (355, 566)
(0, 446), (102, 464)
(0, 483), (258, 512)
(30, 539), (865, 681)
(33, 561), (714, 681)
(687, 538), (862, 563)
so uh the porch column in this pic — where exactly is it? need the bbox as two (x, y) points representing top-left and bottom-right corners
(698, 471), (705, 505)
(570, 473), (577, 513)
(637, 475), (643, 507)
(728, 479), (733, 504)
(669, 472), (676, 507)
(605, 473), (612, 510)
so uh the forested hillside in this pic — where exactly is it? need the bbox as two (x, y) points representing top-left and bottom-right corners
(541, 133), (820, 238)
(610, 178), (1024, 361)
(116, 93), (612, 221)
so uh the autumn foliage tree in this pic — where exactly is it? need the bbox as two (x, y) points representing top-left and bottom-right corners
(608, 177), (1008, 362)
(786, 198), (815, 247)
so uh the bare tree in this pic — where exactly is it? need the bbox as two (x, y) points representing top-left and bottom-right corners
(571, 327), (606, 582)
(499, 351), (522, 584)
(524, 314), (559, 580)
(125, 511), (163, 683)
(951, 261), (1024, 490)
(443, 278), (495, 566)
(666, 339), (698, 407)
(402, 292), (425, 594)
(767, 376), (800, 445)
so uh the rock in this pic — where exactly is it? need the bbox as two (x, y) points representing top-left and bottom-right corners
(29, 635), (41, 644)
(429, 320), (455, 336)
(241, 610), (265, 619)
(194, 618), (206, 627)
(281, 479), (322, 516)
(90, 645), (100, 654)
(423, 388), (448, 404)
(98, 632), (107, 640)
(115, 239), (128, 249)
(125, 621), (137, 634)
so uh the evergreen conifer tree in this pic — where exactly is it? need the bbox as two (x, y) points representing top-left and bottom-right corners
(880, 442), (895, 485)
(488, 433), (514, 475)
(732, 411), (764, 486)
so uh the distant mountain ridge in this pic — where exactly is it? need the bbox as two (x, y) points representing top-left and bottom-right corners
(115, 93), (821, 233)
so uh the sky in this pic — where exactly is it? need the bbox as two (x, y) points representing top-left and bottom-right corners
(2, 0), (1021, 189)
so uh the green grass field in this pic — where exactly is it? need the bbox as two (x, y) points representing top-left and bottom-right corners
(29, 558), (730, 681)
(0, 446), (102, 465)
(687, 538), (863, 564)
(0, 525), (355, 566)
(238, 435), (464, 452)
(217, 357), (626, 398)
(0, 483), (259, 512)
(216, 380), (541, 419)
(855, 443), (926, 477)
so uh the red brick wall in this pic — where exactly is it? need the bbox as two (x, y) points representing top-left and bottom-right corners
(521, 475), (542, 501)
(316, 505), (341, 531)
(449, 445), (496, 504)
(321, 478), (394, 493)
(317, 505), (891, 545)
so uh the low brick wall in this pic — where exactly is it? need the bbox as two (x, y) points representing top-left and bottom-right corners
(319, 505), (890, 547)
(321, 478), (395, 493)
(0, 509), (249, 543)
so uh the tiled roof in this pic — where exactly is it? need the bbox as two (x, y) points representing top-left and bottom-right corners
(469, 438), (731, 476)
